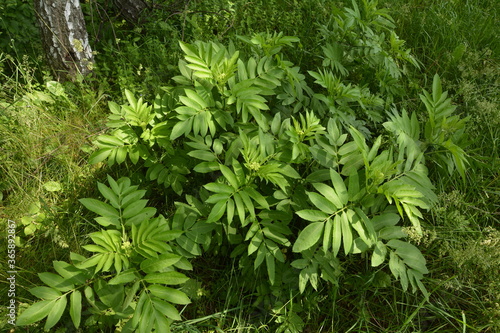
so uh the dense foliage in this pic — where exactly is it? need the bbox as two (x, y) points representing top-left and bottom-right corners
(1, 0), (498, 332)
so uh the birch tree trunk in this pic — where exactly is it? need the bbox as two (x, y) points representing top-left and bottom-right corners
(34, 0), (94, 81)
(113, 0), (149, 24)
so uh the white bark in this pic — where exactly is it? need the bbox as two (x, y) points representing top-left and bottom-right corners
(34, 0), (94, 81)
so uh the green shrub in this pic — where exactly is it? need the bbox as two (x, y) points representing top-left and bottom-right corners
(14, 1), (471, 331)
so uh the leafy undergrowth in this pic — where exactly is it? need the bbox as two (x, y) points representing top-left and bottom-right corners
(1, 0), (498, 332)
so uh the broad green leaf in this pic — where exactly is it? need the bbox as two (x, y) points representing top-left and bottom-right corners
(170, 119), (191, 140)
(307, 191), (336, 214)
(114, 253), (123, 273)
(379, 226), (406, 240)
(97, 134), (124, 147)
(389, 251), (409, 291)
(354, 207), (377, 244)
(220, 164), (240, 189)
(193, 161), (220, 173)
(139, 297), (155, 333)
(115, 146), (128, 164)
(154, 309), (171, 331)
(96, 283), (124, 308)
(152, 298), (181, 321)
(206, 200), (227, 223)
(323, 218), (333, 252)
(291, 258), (309, 269)
(76, 254), (102, 269)
(367, 136), (382, 162)
(248, 230), (263, 255)
(254, 243), (266, 269)
(352, 237), (370, 253)
(94, 216), (120, 228)
(79, 198), (119, 217)
(125, 207), (157, 226)
(387, 240), (428, 274)
(347, 171), (361, 201)
(83, 286), (97, 310)
(180, 91), (202, 110)
(293, 222), (324, 252)
(205, 192), (231, 204)
(89, 148), (112, 164)
(227, 197), (235, 224)
(109, 269), (138, 285)
(239, 189), (255, 219)
(349, 126), (368, 155)
(233, 192), (246, 225)
(329, 169), (348, 205)
(140, 253), (182, 273)
(29, 286), (61, 300)
(332, 215), (342, 257)
(82, 244), (108, 253)
(124, 280), (141, 310)
(340, 211), (353, 255)
(147, 164), (166, 181)
(266, 251), (276, 285)
(204, 182), (234, 194)
(188, 150), (217, 161)
(133, 291), (148, 328)
(306, 169), (331, 183)
(296, 209), (329, 222)
(312, 183), (343, 209)
(262, 226), (291, 247)
(244, 187), (269, 209)
(371, 241), (387, 267)
(94, 253), (110, 273)
(271, 112), (281, 134)
(372, 213), (400, 231)
(16, 300), (54, 326)
(44, 295), (67, 331)
(121, 190), (146, 208)
(432, 74), (442, 102)
(70, 290), (82, 329)
(279, 164), (301, 179)
(407, 269), (429, 298)
(122, 200), (149, 219)
(149, 285), (191, 305)
(38, 272), (74, 292)
(52, 261), (88, 284)
(177, 235), (202, 256)
(124, 89), (137, 108)
(144, 271), (189, 285)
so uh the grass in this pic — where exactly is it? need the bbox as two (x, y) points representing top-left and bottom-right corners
(1, 0), (499, 331)
(379, 0), (500, 331)
(0, 54), (111, 331)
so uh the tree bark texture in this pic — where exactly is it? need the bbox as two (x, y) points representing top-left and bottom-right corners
(34, 0), (94, 81)
(113, 0), (149, 24)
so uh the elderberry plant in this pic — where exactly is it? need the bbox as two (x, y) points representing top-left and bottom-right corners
(17, 1), (469, 331)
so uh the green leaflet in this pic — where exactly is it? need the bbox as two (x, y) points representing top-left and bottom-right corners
(387, 239), (428, 274)
(148, 285), (191, 305)
(293, 222), (324, 252)
(44, 295), (67, 331)
(144, 271), (190, 285)
(371, 241), (387, 267)
(29, 286), (61, 300)
(70, 290), (82, 329)
(16, 300), (54, 326)
(140, 253), (182, 273)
